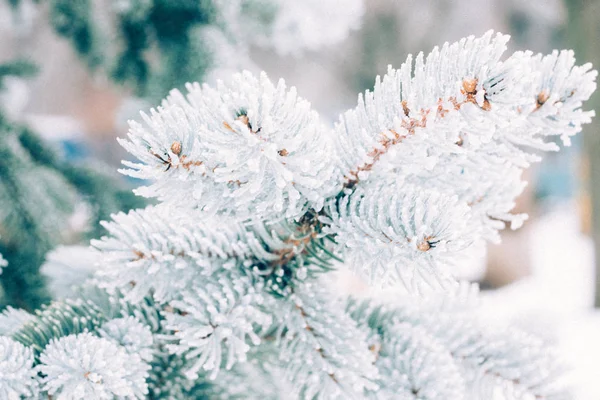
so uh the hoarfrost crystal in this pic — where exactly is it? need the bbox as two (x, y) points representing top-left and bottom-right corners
(93, 205), (247, 303)
(374, 323), (466, 399)
(38, 333), (150, 399)
(275, 282), (379, 399)
(98, 317), (154, 362)
(0, 307), (34, 336)
(325, 184), (473, 287)
(163, 273), (272, 380)
(119, 71), (335, 221)
(0, 337), (37, 399)
(330, 30), (596, 284)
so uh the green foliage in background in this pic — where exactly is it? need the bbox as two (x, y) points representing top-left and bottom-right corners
(48, 0), (217, 100)
(0, 61), (145, 311)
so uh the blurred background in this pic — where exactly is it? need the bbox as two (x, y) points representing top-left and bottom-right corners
(0, 0), (599, 398)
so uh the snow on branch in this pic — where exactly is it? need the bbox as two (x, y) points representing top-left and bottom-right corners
(323, 182), (473, 288)
(93, 204), (340, 301)
(328, 30), (596, 281)
(38, 332), (150, 399)
(162, 271), (272, 381)
(0, 336), (37, 399)
(274, 282), (378, 399)
(350, 293), (571, 400)
(119, 72), (337, 222)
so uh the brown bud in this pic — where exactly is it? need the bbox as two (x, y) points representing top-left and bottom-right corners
(416, 240), (431, 252)
(278, 149), (289, 157)
(133, 250), (145, 260)
(462, 78), (478, 94)
(401, 100), (410, 117)
(170, 141), (182, 155)
(369, 343), (381, 354)
(536, 91), (549, 109)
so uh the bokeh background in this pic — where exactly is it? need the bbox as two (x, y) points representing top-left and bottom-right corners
(1, 0), (599, 398)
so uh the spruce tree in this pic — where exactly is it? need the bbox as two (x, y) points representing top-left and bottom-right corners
(0, 31), (596, 399)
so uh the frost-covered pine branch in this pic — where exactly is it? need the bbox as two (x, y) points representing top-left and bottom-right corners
(38, 332), (150, 399)
(40, 245), (100, 299)
(0, 336), (37, 399)
(1, 31), (596, 399)
(0, 306), (34, 336)
(330, 31), (596, 285)
(118, 72), (338, 220)
(349, 289), (570, 399)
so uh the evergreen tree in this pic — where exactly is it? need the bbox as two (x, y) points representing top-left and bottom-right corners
(0, 31), (596, 399)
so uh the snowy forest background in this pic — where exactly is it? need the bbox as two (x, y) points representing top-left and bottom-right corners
(0, 0), (599, 398)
